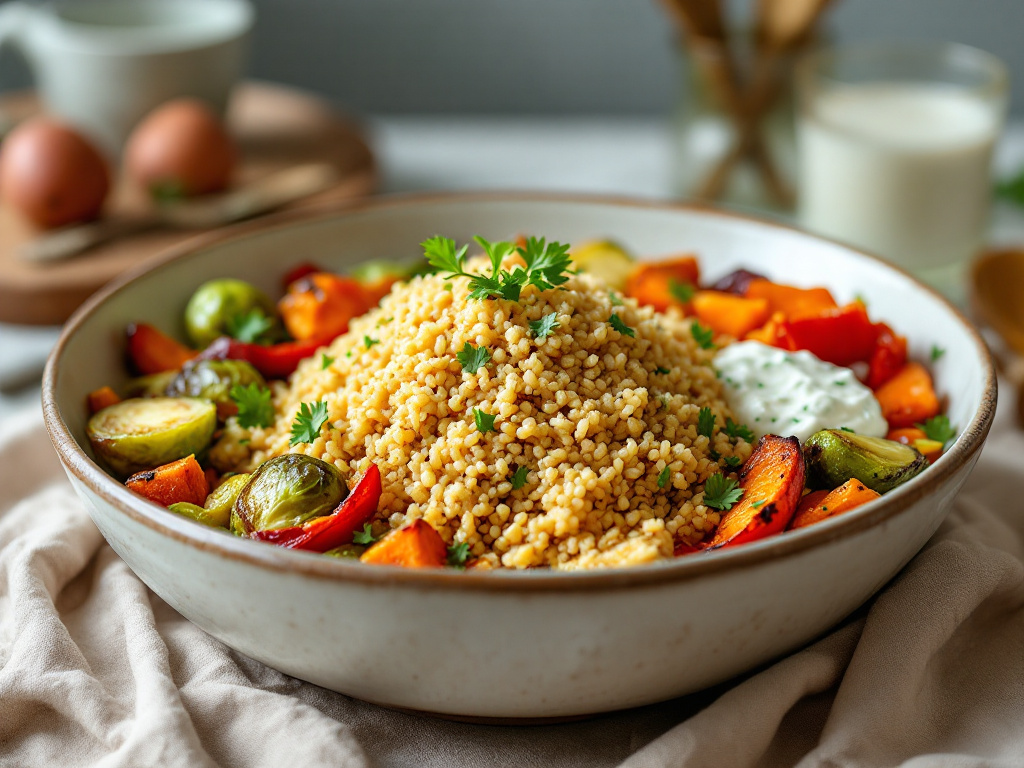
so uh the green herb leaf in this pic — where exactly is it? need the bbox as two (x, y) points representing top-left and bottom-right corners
(609, 313), (635, 338)
(363, 335), (380, 349)
(996, 169), (1024, 207)
(447, 541), (471, 568)
(657, 465), (671, 489)
(289, 400), (329, 446)
(751, 499), (766, 508)
(518, 236), (573, 291)
(511, 465), (529, 490)
(839, 426), (855, 433)
(456, 342), (492, 374)
(609, 292), (624, 306)
(421, 235), (468, 275)
(352, 523), (376, 545)
(230, 383), (274, 429)
(473, 408), (497, 433)
(930, 345), (946, 362)
(917, 414), (957, 444)
(655, 366), (671, 375)
(226, 308), (275, 344)
(690, 321), (715, 350)
(697, 407), (716, 439)
(724, 418), (755, 443)
(320, 354), (335, 370)
(530, 312), (560, 340)
(668, 279), (695, 304)
(703, 474), (743, 511)
(474, 236), (517, 278)
(723, 455), (742, 468)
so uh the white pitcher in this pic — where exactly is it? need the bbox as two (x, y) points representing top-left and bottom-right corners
(0, 0), (253, 154)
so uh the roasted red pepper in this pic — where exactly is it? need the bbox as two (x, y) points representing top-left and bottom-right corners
(254, 464), (382, 552)
(126, 322), (197, 375)
(782, 303), (879, 367)
(281, 261), (326, 291)
(866, 323), (908, 389)
(199, 333), (340, 379)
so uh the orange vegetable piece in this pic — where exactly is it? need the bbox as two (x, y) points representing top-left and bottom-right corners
(126, 322), (197, 375)
(124, 454), (209, 508)
(886, 427), (942, 463)
(874, 362), (940, 429)
(360, 276), (401, 307)
(279, 273), (373, 342)
(794, 489), (829, 520)
(743, 279), (837, 318)
(692, 291), (771, 339)
(360, 519), (447, 568)
(782, 303), (879, 367)
(707, 434), (805, 549)
(624, 256), (700, 312)
(87, 386), (121, 414)
(745, 312), (797, 350)
(789, 479), (880, 530)
(866, 323), (908, 390)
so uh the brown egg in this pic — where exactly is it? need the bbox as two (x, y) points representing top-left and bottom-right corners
(0, 118), (110, 229)
(125, 98), (236, 198)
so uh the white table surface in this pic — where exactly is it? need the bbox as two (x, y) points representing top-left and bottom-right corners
(4, 116), (1024, 422)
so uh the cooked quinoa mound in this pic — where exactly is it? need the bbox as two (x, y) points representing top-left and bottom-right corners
(227, 262), (751, 570)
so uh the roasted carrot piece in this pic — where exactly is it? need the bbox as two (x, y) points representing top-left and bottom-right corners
(866, 323), (908, 390)
(360, 519), (447, 568)
(624, 256), (700, 312)
(794, 489), (829, 519)
(782, 303), (879, 367)
(707, 434), (805, 549)
(126, 323), (197, 375)
(745, 312), (798, 350)
(125, 454), (209, 508)
(789, 478), (880, 530)
(691, 291), (771, 339)
(886, 427), (942, 463)
(87, 386), (121, 414)
(874, 362), (940, 429)
(278, 273), (373, 342)
(743, 279), (837, 318)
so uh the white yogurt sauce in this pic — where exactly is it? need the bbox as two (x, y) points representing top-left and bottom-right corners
(714, 341), (887, 442)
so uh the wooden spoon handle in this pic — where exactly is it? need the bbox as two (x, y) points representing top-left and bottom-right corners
(18, 218), (156, 263)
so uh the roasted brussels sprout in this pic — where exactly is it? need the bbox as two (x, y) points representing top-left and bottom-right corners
(86, 397), (217, 477)
(569, 240), (635, 291)
(350, 260), (416, 285)
(233, 454), (348, 533)
(803, 429), (928, 494)
(165, 359), (265, 415)
(168, 502), (224, 528)
(123, 370), (179, 398)
(184, 278), (278, 347)
(172, 471), (251, 529)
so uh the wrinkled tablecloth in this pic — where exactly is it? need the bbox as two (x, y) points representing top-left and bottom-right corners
(2, 392), (1023, 768)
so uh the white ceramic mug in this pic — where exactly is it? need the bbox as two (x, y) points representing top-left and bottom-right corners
(0, 0), (253, 154)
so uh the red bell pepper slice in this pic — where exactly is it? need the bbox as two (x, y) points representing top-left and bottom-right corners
(126, 323), (198, 375)
(254, 464), (382, 552)
(281, 261), (326, 291)
(199, 332), (341, 379)
(782, 303), (879, 367)
(866, 323), (908, 390)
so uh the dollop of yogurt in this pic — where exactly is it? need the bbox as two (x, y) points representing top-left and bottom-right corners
(714, 340), (887, 442)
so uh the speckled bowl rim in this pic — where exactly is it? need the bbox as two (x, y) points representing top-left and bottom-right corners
(42, 192), (997, 594)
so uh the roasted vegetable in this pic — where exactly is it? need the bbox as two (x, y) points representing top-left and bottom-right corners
(803, 429), (928, 494)
(168, 502), (224, 528)
(278, 273), (371, 342)
(866, 324), (908, 390)
(711, 268), (767, 295)
(165, 359), (266, 418)
(184, 279), (278, 348)
(126, 323), (197, 375)
(253, 464), (381, 552)
(183, 472), (251, 528)
(198, 334), (336, 379)
(706, 434), (805, 549)
(569, 241), (635, 292)
(123, 370), (179, 398)
(125, 454), (209, 507)
(743, 279), (837, 318)
(624, 255), (700, 312)
(789, 478), (880, 530)
(233, 454), (348, 534)
(782, 303), (878, 367)
(87, 386), (121, 414)
(360, 519), (447, 567)
(87, 397), (217, 477)
(691, 291), (770, 338)
(873, 362), (940, 429)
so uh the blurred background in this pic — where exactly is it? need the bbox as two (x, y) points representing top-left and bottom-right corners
(2, 0), (1023, 116)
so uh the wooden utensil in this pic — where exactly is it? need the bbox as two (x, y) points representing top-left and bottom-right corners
(971, 248), (1024, 427)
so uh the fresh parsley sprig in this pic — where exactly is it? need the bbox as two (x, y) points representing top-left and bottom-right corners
(230, 383), (274, 429)
(657, 465), (671, 489)
(511, 465), (530, 490)
(290, 400), (329, 446)
(473, 408), (497, 433)
(691, 321), (715, 350)
(226, 308), (275, 344)
(353, 523), (377, 545)
(456, 342), (492, 374)
(702, 474), (743, 511)
(697, 407), (716, 439)
(609, 313), (635, 338)
(917, 415), (957, 445)
(447, 541), (471, 568)
(320, 353), (335, 370)
(530, 312), (560, 340)
(724, 418), (755, 443)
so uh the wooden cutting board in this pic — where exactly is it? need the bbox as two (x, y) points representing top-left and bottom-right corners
(0, 82), (377, 325)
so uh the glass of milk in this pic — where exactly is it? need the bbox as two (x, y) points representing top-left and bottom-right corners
(796, 42), (1008, 299)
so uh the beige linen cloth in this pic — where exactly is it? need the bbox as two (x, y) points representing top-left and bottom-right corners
(2, 394), (1023, 768)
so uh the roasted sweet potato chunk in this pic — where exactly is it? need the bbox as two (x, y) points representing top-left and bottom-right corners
(707, 434), (805, 549)
(789, 478), (880, 530)
(691, 291), (771, 339)
(360, 519), (447, 568)
(874, 362), (940, 429)
(743, 279), (837, 318)
(125, 454), (209, 508)
(87, 386), (121, 414)
(624, 256), (700, 312)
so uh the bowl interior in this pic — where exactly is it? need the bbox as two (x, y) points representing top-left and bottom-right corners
(47, 195), (993, 570)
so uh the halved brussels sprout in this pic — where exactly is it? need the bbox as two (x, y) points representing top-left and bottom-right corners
(184, 278), (279, 348)
(191, 472), (252, 528)
(123, 370), (179, 398)
(165, 359), (265, 416)
(803, 429), (928, 494)
(233, 454), (348, 534)
(569, 240), (635, 292)
(87, 397), (217, 477)
(168, 502), (224, 528)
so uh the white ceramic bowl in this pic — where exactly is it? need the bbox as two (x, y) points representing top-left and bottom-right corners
(43, 195), (996, 720)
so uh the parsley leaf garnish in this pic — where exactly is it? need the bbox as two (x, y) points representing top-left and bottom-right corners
(655, 366), (671, 375)
(698, 407), (716, 439)
(930, 345), (946, 362)
(703, 474), (743, 511)
(530, 312), (560, 340)
(669, 279), (695, 304)
(691, 321), (715, 350)
(609, 292), (624, 306)
(609, 313), (635, 338)
(447, 541), (471, 568)
(511, 465), (529, 490)
(289, 400), (329, 446)
(230, 383), (274, 429)
(473, 408), (497, 433)
(917, 415), (957, 444)
(724, 418), (755, 443)
(226, 308), (275, 344)
(518, 236), (573, 291)
(320, 353), (335, 370)
(363, 335), (380, 349)
(456, 342), (492, 374)
(723, 455), (742, 468)
(352, 523), (376, 545)
(657, 465), (671, 489)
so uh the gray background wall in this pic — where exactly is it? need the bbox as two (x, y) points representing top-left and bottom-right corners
(1, 0), (1021, 115)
